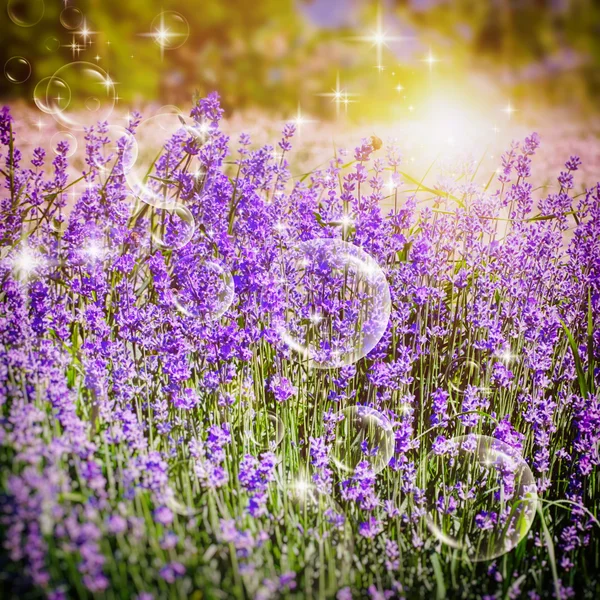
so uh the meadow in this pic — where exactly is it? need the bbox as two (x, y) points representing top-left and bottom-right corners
(0, 92), (598, 599)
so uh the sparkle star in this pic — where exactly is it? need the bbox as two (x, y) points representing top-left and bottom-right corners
(502, 102), (517, 119)
(422, 48), (440, 71)
(64, 36), (82, 58)
(348, 7), (405, 65)
(317, 73), (358, 116)
(77, 19), (96, 43)
(285, 105), (317, 134)
(139, 12), (188, 60)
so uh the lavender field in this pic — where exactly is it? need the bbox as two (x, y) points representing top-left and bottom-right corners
(0, 90), (598, 600)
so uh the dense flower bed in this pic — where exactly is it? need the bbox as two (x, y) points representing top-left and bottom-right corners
(0, 93), (599, 599)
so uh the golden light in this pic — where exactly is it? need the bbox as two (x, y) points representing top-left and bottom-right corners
(422, 48), (440, 71)
(502, 102), (517, 119)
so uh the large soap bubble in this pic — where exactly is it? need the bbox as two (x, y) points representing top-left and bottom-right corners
(421, 434), (538, 561)
(331, 406), (394, 474)
(274, 238), (391, 369)
(47, 62), (116, 130)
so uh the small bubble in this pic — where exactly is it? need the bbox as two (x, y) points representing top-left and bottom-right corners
(85, 96), (101, 112)
(445, 356), (489, 396)
(33, 76), (70, 115)
(59, 6), (83, 30)
(91, 125), (137, 174)
(51, 131), (77, 157)
(7, 0), (44, 27)
(170, 259), (235, 321)
(44, 36), (60, 52)
(4, 57), (31, 84)
(150, 205), (195, 250)
(331, 406), (394, 474)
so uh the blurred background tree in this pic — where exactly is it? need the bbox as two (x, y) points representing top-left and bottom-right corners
(1, 0), (599, 121)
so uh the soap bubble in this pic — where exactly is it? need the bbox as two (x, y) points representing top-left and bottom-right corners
(274, 238), (391, 368)
(445, 356), (489, 397)
(126, 113), (201, 208)
(33, 76), (70, 115)
(91, 125), (137, 174)
(59, 6), (83, 30)
(155, 104), (184, 116)
(169, 258), (234, 321)
(331, 406), (394, 474)
(51, 131), (77, 157)
(421, 434), (538, 561)
(276, 482), (353, 595)
(241, 411), (284, 451)
(4, 57), (31, 84)
(150, 205), (195, 250)
(44, 37), (60, 52)
(150, 11), (189, 49)
(47, 62), (116, 130)
(7, 0), (44, 27)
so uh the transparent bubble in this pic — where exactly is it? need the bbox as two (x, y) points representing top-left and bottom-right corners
(274, 238), (391, 368)
(150, 205), (195, 250)
(59, 6), (83, 30)
(331, 406), (394, 474)
(445, 356), (489, 397)
(125, 113), (201, 208)
(421, 434), (538, 561)
(51, 131), (77, 157)
(7, 0), (44, 27)
(275, 483), (353, 595)
(155, 104), (184, 116)
(48, 62), (115, 130)
(4, 57), (31, 84)
(44, 36), (60, 52)
(33, 76), (70, 115)
(169, 258), (235, 321)
(91, 125), (138, 174)
(150, 11), (189, 49)
(241, 411), (284, 452)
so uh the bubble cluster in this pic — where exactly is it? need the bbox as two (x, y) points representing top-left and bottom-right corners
(150, 11), (189, 50)
(47, 62), (116, 130)
(421, 434), (538, 561)
(275, 238), (391, 368)
(150, 205), (195, 250)
(4, 57), (31, 84)
(125, 113), (200, 208)
(169, 259), (235, 321)
(331, 406), (394, 474)
(7, 0), (44, 27)
(59, 6), (83, 30)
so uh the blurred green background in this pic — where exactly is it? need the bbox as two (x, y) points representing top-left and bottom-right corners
(1, 0), (600, 122)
